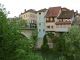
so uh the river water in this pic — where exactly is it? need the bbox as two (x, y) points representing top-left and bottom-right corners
(33, 50), (61, 60)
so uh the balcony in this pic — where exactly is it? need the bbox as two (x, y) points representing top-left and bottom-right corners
(55, 28), (68, 32)
(30, 23), (37, 28)
(22, 23), (36, 30)
(46, 20), (55, 22)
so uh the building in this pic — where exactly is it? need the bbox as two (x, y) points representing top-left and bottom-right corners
(73, 13), (80, 25)
(61, 7), (70, 11)
(55, 11), (74, 32)
(45, 6), (61, 34)
(20, 9), (37, 27)
(37, 8), (47, 38)
(20, 9), (37, 39)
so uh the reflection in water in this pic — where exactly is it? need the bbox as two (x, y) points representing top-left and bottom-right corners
(33, 50), (60, 60)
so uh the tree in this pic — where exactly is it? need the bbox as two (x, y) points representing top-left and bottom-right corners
(41, 35), (49, 50)
(63, 25), (80, 60)
(29, 29), (38, 49)
(55, 56), (66, 60)
(0, 3), (43, 60)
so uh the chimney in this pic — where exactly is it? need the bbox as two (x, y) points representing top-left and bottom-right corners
(72, 9), (74, 12)
(24, 9), (26, 12)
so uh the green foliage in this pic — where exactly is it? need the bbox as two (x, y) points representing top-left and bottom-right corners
(47, 32), (62, 52)
(41, 35), (49, 50)
(29, 29), (38, 49)
(63, 25), (80, 60)
(27, 52), (44, 60)
(0, 8), (30, 60)
(47, 32), (56, 43)
(53, 33), (66, 54)
(55, 56), (66, 60)
(0, 4), (43, 60)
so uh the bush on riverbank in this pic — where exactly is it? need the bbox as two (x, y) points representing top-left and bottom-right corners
(55, 56), (66, 60)
(41, 35), (49, 50)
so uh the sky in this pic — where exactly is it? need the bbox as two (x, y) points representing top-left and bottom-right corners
(0, 0), (80, 18)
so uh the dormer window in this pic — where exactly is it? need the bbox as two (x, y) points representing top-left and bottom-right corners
(50, 12), (53, 14)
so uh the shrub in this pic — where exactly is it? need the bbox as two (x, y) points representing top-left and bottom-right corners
(41, 35), (49, 50)
(55, 56), (66, 60)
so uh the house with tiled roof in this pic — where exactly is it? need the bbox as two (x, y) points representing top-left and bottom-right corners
(73, 13), (80, 25)
(45, 6), (61, 34)
(20, 9), (37, 28)
(55, 11), (74, 32)
(20, 9), (37, 39)
(37, 8), (47, 38)
(61, 7), (70, 11)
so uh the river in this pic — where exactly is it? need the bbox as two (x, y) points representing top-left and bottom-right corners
(33, 50), (61, 60)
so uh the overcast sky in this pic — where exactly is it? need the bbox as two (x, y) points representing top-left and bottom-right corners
(0, 0), (80, 18)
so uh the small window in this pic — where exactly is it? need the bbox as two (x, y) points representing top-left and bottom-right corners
(46, 18), (50, 21)
(26, 14), (27, 17)
(24, 15), (25, 18)
(62, 25), (65, 28)
(51, 26), (53, 28)
(59, 25), (61, 28)
(39, 13), (41, 15)
(43, 29), (45, 32)
(50, 18), (53, 21)
(47, 26), (50, 28)
(50, 12), (52, 14)
(39, 23), (41, 26)
(39, 29), (41, 32)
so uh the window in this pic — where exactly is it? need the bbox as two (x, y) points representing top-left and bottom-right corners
(50, 17), (55, 22)
(24, 15), (25, 18)
(31, 20), (35, 23)
(62, 25), (65, 28)
(39, 23), (41, 26)
(50, 12), (52, 14)
(39, 13), (41, 15)
(47, 26), (50, 28)
(59, 25), (61, 28)
(46, 18), (49, 21)
(66, 25), (67, 28)
(51, 26), (53, 28)
(50, 18), (53, 21)
(26, 14), (27, 18)
(43, 29), (45, 32)
(56, 25), (58, 28)
(39, 29), (41, 32)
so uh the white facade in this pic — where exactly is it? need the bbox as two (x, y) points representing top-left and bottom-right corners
(37, 10), (47, 38)
(20, 9), (37, 27)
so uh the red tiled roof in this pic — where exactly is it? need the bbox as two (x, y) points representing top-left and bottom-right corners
(55, 21), (71, 24)
(45, 6), (61, 17)
(37, 8), (47, 12)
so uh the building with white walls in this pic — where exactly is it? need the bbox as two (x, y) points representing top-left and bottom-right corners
(37, 8), (47, 38)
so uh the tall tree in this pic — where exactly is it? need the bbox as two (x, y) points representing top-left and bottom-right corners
(0, 3), (44, 60)
(63, 25), (80, 60)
